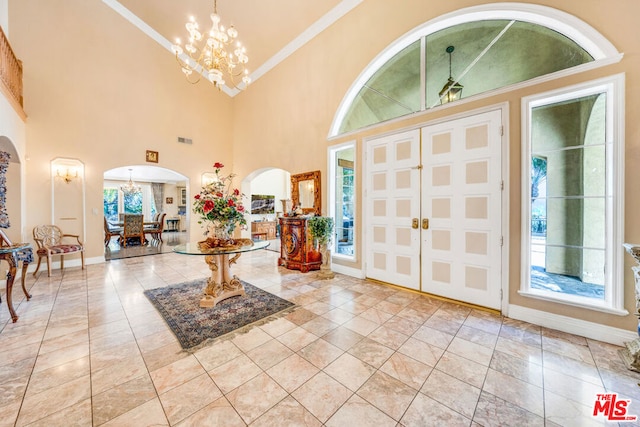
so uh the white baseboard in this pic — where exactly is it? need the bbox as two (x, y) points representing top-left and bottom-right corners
(508, 304), (637, 346)
(27, 256), (104, 273)
(332, 263), (365, 278)
(0, 256), (105, 282)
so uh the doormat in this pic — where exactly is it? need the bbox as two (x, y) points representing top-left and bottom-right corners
(144, 279), (295, 350)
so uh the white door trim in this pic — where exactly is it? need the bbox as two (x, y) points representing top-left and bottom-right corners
(362, 102), (510, 313)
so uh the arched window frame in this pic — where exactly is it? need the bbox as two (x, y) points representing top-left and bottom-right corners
(329, 2), (622, 138)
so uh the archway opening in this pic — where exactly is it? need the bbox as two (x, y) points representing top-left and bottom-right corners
(103, 165), (189, 259)
(241, 167), (291, 253)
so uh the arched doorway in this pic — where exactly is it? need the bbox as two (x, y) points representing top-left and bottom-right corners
(103, 165), (189, 260)
(241, 168), (290, 253)
(0, 136), (23, 243)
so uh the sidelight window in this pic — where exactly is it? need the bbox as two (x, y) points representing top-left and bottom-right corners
(520, 75), (625, 314)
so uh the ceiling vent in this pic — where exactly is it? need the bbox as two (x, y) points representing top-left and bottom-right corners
(177, 136), (192, 144)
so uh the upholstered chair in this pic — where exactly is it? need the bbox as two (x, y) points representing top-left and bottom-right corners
(104, 217), (123, 247)
(145, 213), (166, 243)
(32, 225), (84, 277)
(120, 214), (145, 247)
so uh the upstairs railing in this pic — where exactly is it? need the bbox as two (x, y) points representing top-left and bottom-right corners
(0, 25), (25, 119)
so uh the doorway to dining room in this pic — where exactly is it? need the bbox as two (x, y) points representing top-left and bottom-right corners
(103, 165), (189, 260)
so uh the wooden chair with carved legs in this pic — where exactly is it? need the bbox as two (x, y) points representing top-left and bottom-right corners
(32, 225), (84, 277)
(119, 214), (145, 247)
(104, 217), (123, 247)
(145, 212), (166, 243)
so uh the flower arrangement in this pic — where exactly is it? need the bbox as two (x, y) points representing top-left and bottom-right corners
(193, 162), (247, 237)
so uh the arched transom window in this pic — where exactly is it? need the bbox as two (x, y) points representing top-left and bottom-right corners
(330, 4), (620, 136)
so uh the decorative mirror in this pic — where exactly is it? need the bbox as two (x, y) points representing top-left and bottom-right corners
(291, 170), (321, 216)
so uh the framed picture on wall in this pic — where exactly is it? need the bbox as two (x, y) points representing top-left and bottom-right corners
(166, 197), (173, 204)
(146, 150), (159, 163)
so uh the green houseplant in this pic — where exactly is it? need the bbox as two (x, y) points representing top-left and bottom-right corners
(308, 216), (335, 279)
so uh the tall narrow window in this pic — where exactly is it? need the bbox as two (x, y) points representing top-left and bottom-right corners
(330, 143), (356, 259)
(103, 188), (119, 222)
(521, 76), (625, 314)
(123, 191), (143, 214)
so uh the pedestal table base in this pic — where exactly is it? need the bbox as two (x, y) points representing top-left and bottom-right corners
(200, 252), (245, 308)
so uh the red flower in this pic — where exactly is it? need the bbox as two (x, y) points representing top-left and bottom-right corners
(203, 200), (215, 213)
(213, 162), (224, 169)
(216, 192), (223, 198)
(237, 205), (245, 212)
(228, 199), (235, 207)
(233, 188), (240, 196)
(194, 194), (201, 200)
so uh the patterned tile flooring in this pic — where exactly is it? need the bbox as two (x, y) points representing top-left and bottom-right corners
(1, 249), (640, 426)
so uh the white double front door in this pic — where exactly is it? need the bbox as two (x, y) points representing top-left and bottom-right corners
(365, 109), (503, 309)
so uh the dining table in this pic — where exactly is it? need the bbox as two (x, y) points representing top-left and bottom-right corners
(109, 219), (161, 246)
(110, 220), (158, 227)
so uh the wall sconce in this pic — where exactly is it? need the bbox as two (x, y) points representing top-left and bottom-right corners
(439, 45), (464, 104)
(56, 167), (78, 183)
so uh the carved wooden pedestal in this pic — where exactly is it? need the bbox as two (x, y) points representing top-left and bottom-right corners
(200, 253), (246, 308)
(621, 244), (640, 372)
(174, 240), (270, 308)
(278, 217), (321, 273)
(0, 243), (33, 322)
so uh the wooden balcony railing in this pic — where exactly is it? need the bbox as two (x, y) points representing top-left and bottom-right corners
(0, 26), (25, 120)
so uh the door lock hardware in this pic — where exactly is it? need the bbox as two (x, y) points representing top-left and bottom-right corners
(412, 218), (419, 229)
(422, 218), (429, 230)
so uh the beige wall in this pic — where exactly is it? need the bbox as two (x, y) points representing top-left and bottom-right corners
(9, 0), (236, 260)
(231, 0), (640, 332)
(3, 0), (640, 333)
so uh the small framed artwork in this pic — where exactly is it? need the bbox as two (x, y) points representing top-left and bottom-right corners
(146, 150), (159, 163)
(166, 197), (173, 204)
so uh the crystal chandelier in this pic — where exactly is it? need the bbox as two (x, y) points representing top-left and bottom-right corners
(171, 0), (251, 89)
(120, 169), (141, 195)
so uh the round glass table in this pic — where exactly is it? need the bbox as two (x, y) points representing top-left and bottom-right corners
(173, 240), (269, 308)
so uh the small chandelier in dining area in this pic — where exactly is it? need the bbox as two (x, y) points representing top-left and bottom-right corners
(171, 0), (251, 90)
(120, 169), (141, 195)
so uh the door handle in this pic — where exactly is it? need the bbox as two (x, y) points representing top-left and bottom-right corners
(422, 218), (429, 230)
(412, 218), (419, 229)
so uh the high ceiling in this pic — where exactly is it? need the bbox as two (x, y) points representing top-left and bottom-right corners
(104, 0), (362, 95)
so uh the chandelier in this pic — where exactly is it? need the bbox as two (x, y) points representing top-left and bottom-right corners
(120, 169), (141, 195)
(439, 45), (463, 104)
(171, 0), (250, 89)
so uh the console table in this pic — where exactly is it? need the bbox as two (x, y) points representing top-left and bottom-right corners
(278, 217), (321, 273)
(166, 218), (180, 232)
(251, 221), (277, 240)
(173, 240), (269, 307)
(0, 243), (33, 322)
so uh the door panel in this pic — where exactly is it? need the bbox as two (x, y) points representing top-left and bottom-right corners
(421, 110), (502, 309)
(365, 130), (421, 290)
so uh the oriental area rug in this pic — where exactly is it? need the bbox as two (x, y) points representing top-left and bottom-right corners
(144, 279), (295, 350)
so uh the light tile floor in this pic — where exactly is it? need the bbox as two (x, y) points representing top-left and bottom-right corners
(1, 250), (640, 426)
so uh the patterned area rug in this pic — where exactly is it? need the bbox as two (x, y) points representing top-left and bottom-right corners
(144, 279), (295, 350)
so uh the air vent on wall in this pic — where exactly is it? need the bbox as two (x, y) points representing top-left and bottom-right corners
(177, 136), (193, 144)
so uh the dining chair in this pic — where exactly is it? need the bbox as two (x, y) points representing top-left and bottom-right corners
(32, 225), (84, 277)
(104, 217), (123, 247)
(120, 214), (145, 247)
(145, 212), (166, 243)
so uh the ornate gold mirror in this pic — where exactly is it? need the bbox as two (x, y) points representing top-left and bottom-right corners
(291, 170), (321, 215)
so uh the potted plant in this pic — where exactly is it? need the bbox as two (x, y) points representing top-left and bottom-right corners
(308, 216), (335, 279)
